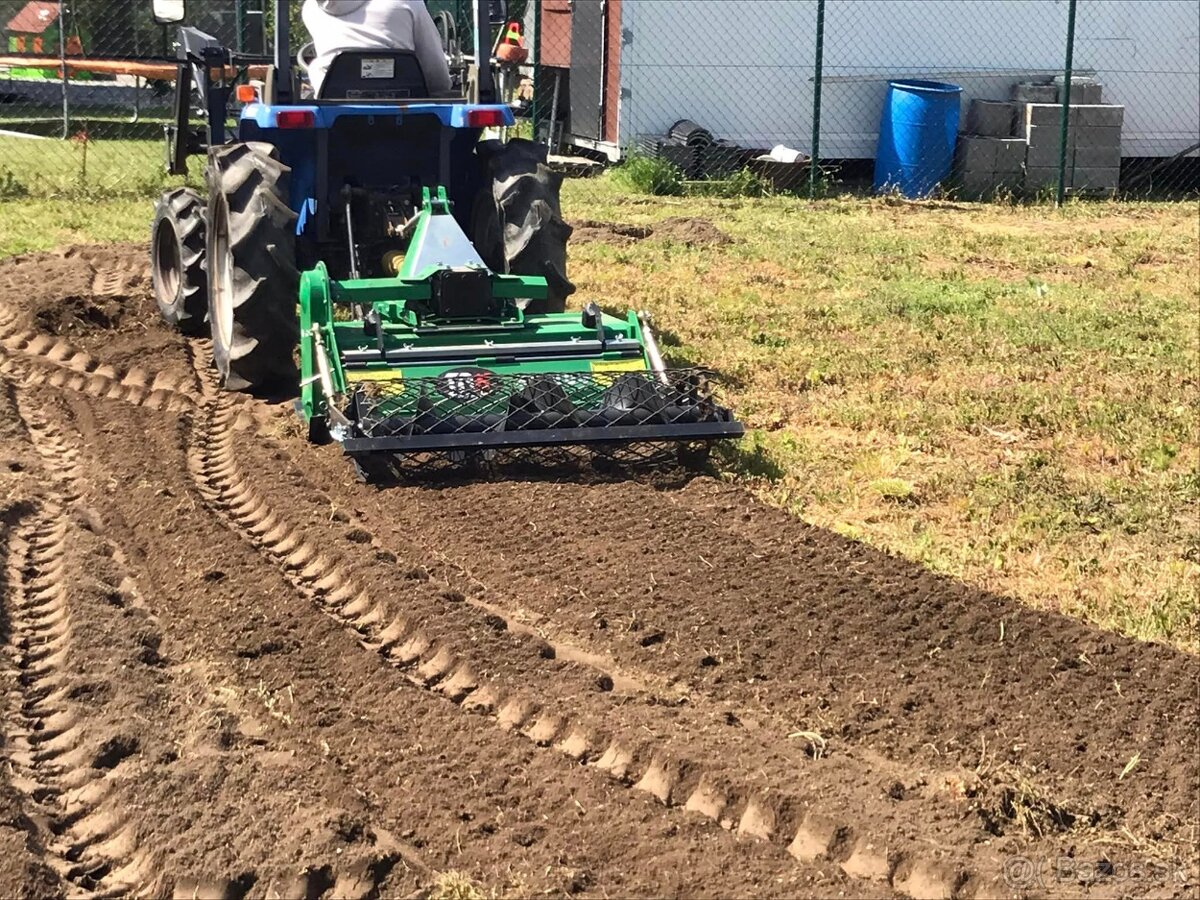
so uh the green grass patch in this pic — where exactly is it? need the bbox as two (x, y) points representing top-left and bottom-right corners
(0, 197), (153, 256)
(0, 134), (202, 199)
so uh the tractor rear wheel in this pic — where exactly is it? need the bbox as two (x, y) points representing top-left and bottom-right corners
(472, 139), (575, 314)
(151, 187), (208, 336)
(206, 142), (299, 392)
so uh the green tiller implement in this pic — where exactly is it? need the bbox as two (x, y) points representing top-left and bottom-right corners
(149, 0), (741, 477)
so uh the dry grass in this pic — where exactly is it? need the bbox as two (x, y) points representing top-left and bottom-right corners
(427, 871), (485, 900)
(563, 179), (1199, 652)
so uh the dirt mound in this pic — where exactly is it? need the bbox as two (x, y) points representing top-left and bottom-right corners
(570, 217), (731, 248)
(0, 243), (192, 377)
(652, 216), (732, 247)
(0, 244), (150, 336)
(0, 243), (1196, 898)
(570, 220), (654, 245)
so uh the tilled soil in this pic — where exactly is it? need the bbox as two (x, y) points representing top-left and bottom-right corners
(0, 244), (1196, 899)
(570, 217), (731, 247)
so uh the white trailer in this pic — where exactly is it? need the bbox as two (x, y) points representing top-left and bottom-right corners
(548, 0), (1199, 161)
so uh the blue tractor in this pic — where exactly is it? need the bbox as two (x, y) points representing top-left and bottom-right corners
(148, 0), (741, 475)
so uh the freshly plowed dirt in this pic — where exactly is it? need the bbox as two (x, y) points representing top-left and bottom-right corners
(570, 217), (730, 248)
(652, 216), (732, 247)
(571, 220), (654, 245)
(0, 244), (1196, 899)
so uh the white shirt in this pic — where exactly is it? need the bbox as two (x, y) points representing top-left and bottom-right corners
(301, 0), (451, 97)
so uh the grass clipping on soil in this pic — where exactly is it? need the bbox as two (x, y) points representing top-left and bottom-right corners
(561, 178), (1199, 652)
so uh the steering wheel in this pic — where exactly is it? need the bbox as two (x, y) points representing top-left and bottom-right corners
(297, 41), (316, 76)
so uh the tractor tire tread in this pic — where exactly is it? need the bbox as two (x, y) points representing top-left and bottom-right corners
(208, 143), (299, 392)
(473, 138), (575, 314)
(151, 186), (208, 336)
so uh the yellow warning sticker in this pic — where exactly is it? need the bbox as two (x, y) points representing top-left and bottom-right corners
(590, 358), (646, 374)
(345, 368), (404, 385)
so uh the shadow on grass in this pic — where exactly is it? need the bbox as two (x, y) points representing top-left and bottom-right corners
(713, 434), (785, 482)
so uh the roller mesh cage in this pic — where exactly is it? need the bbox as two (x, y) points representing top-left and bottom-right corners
(338, 368), (742, 468)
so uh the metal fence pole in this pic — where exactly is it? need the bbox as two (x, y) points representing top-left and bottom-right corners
(59, 0), (70, 140)
(532, 0), (541, 143)
(809, 0), (825, 199)
(1056, 0), (1078, 206)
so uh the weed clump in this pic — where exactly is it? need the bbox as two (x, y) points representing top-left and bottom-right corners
(614, 154), (684, 196)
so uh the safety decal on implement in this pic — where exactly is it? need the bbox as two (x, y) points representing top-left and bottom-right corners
(360, 58), (395, 79)
(345, 369), (404, 385)
(436, 367), (497, 400)
(590, 359), (647, 374)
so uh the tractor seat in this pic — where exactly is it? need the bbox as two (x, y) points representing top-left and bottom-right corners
(317, 49), (452, 101)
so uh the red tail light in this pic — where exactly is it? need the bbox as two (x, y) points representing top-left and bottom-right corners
(276, 109), (315, 129)
(466, 108), (506, 128)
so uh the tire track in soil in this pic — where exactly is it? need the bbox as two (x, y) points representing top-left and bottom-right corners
(1, 393), (157, 897)
(27, 392), (440, 900)
(63, 379), (855, 898)
(0, 303), (196, 416)
(263, 411), (1200, 895)
(0, 383), (63, 899)
(192, 369), (1039, 898)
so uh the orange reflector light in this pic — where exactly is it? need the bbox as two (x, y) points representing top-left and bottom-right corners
(276, 109), (315, 129)
(236, 84), (257, 103)
(466, 108), (506, 128)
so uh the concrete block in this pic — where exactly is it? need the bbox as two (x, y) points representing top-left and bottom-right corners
(1053, 75), (1103, 104)
(1025, 102), (1075, 129)
(1075, 104), (1124, 127)
(956, 171), (999, 200)
(954, 134), (998, 172)
(1026, 135), (1073, 168)
(1012, 81), (1057, 104)
(1075, 124), (1122, 147)
(1025, 103), (1058, 128)
(1072, 166), (1120, 193)
(994, 138), (1027, 173)
(1026, 123), (1074, 145)
(1024, 166), (1064, 193)
(958, 170), (1024, 201)
(966, 99), (1016, 137)
(1069, 83), (1103, 104)
(1072, 143), (1121, 168)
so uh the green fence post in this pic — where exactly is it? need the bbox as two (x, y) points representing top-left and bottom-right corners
(809, 0), (825, 199)
(1056, 0), (1077, 207)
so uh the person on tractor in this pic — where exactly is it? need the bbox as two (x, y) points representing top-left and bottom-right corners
(301, 0), (451, 97)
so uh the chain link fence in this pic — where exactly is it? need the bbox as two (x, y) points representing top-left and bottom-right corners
(527, 0), (1199, 200)
(0, 0), (1196, 201)
(0, 0), (268, 197)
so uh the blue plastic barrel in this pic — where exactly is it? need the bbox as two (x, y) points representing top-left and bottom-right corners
(873, 80), (962, 198)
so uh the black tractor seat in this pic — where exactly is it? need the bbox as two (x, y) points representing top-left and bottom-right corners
(317, 49), (457, 102)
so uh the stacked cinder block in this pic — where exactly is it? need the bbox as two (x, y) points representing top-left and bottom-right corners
(952, 77), (1124, 200)
(1020, 102), (1123, 196)
(1053, 74), (1103, 105)
(953, 100), (1026, 199)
